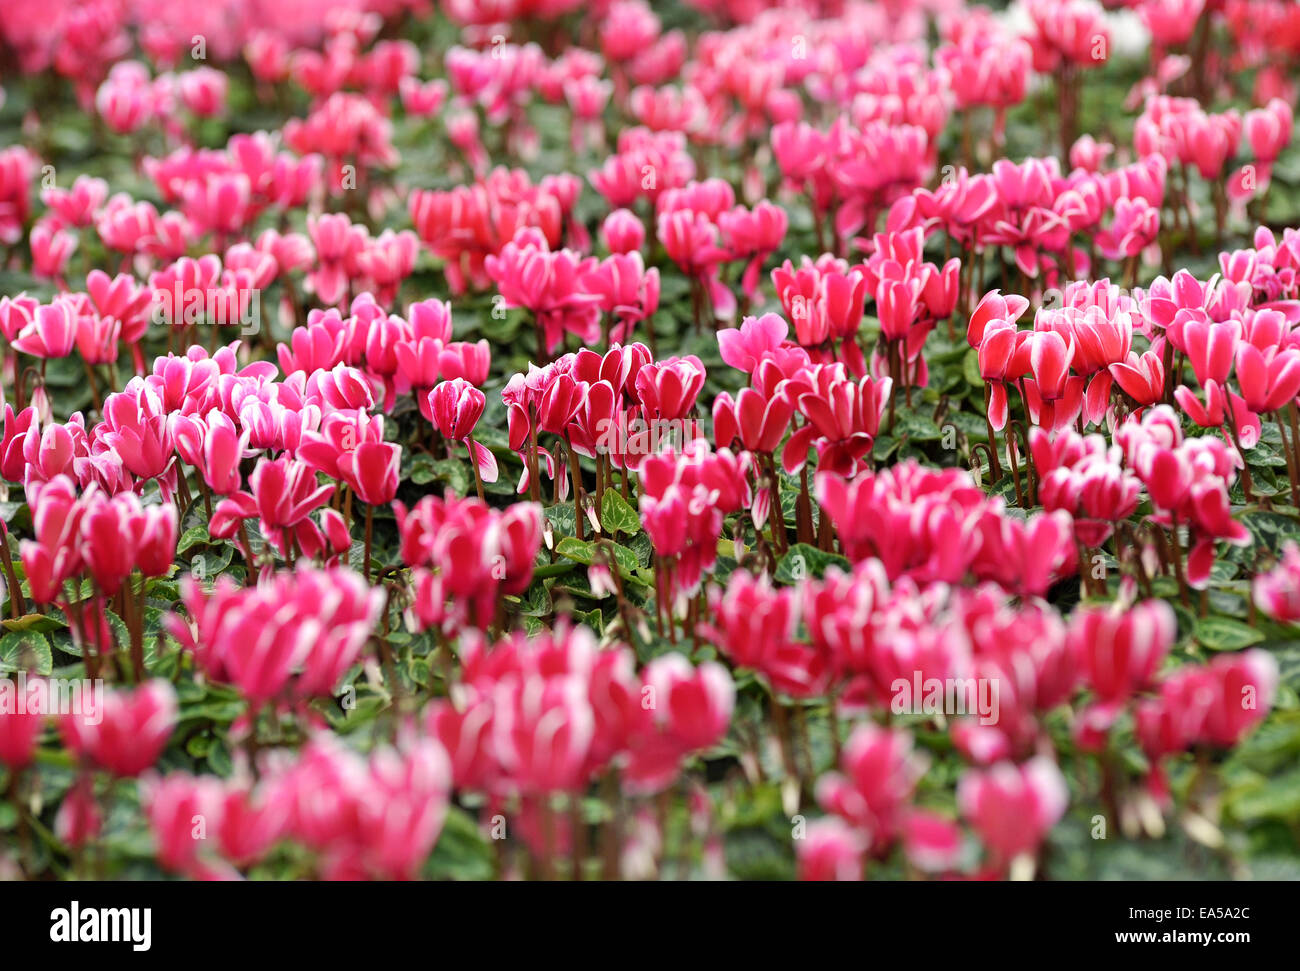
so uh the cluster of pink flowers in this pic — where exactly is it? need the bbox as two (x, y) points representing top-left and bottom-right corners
(425, 623), (732, 840)
(966, 266), (1300, 462)
(398, 493), (542, 634)
(501, 341), (707, 502)
(801, 730), (1070, 881)
(0, 678), (177, 852)
(170, 566), (384, 709)
(19, 604), (726, 879)
(816, 462), (1077, 595)
(793, 583), (1275, 879)
(409, 168), (574, 295)
(773, 116), (935, 253)
(96, 61), (229, 136)
(142, 733), (451, 880)
(1113, 406), (1253, 585)
(20, 475), (175, 606)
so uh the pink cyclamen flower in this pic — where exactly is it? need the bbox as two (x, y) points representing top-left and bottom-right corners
(140, 771), (224, 875)
(1254, 543), (1300, 622)
(1097, 197), (1159, 262)
(602, 208), (645, 254)
(63, 680), (178, 778)
(797, 818), (866, 881)
(338, 440), (402, 506)
(428, 378), (498, 484)
(173, 410), (250, 496)
(0, 676), (45, 769)
(1235, 342), (1300, 414)
(30, 222), (78, 281)
(957, 756), (1068, 867)
(1068, 599), (1175, 702)
(815, 723), (923, 853)
(178, 67), (228, 117)
(12, 299), (78, 358)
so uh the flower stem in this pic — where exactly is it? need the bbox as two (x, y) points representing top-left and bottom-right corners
(364, 505), (374, 584)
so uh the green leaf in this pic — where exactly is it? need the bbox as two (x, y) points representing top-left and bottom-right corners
(554, 537), (646, 587)
(872, 434), (902, 461)
(1227, 768), (1300, 822)
(423, 805), (494, 880)
(574, 607), (604, 634)
(599, 490), (641, 536)
(1241, 511), (1300, 555)
(1194, 616), (1266, 651)
(0, 631), (53, 675)
(479, 310), (523, 343)
(555, 536), (596, 565)
(431, 458), (471, 496)
(892, 411), (943, 442)
(774, 543), (851, 583)
(510, 581), (552, 617)
(557, 536), (641, 576)
(1245, 443), (1289, 469)
(176, 524), (211, 555)
(1, 612), (66, 634)
(947, 411), (989, 445)
(544, 503), (576, 537)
